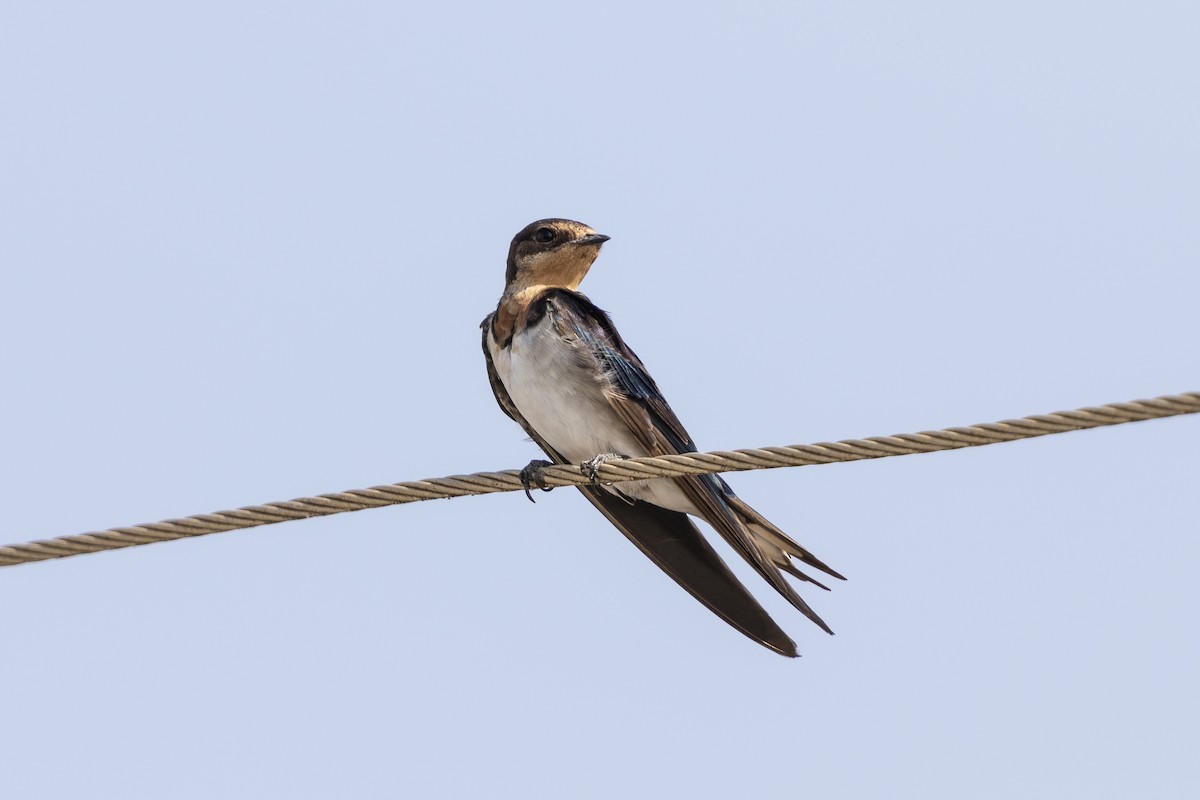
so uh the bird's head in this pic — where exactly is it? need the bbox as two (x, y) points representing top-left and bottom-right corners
(505, 218), (610, 293)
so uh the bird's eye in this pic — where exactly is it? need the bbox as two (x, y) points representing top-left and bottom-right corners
(534, 227), (556, 244)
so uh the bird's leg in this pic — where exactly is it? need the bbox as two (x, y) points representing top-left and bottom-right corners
(519, 459), (555, 503)
(580, 452), (629, 483)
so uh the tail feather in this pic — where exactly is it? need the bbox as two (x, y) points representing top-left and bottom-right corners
(776, 557), (833, 592)
(722, 490), (847, 582)
(680, 476), (837, 636)
(576, 485), (802, 657)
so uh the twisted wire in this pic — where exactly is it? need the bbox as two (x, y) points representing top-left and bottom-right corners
(2, 391), (1196, 568)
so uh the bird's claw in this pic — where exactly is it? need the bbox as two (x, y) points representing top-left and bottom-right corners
(580, 452), (629, 483)
(519, 459), (555, 503)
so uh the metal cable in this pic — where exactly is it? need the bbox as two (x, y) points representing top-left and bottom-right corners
(2, 391), (1196, 568)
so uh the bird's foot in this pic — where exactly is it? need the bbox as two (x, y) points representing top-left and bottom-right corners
(580, 453), (629, 483)
(519, 459), (555, 503)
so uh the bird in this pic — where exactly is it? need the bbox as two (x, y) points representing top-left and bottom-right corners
(481, 218), (844, 656)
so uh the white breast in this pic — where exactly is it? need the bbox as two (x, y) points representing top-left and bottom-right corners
(488, 313), (699, 516)
(490, 313), (645, 465)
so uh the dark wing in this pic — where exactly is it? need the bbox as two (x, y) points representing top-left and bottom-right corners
(481, 313), (800, 657)
(546, 295), (835, 634)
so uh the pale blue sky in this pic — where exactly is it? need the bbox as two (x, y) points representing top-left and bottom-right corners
(2, 2), (1198, 798)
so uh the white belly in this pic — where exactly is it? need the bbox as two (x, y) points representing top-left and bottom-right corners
(489, 315), (698, 515)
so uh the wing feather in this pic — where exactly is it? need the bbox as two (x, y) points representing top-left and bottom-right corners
(544, 294), (837, 634)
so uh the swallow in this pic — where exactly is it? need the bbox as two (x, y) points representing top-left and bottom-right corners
(481, 218), (844, 656)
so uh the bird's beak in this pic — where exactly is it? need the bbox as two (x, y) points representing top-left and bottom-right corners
(578, 233), (611, 246)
